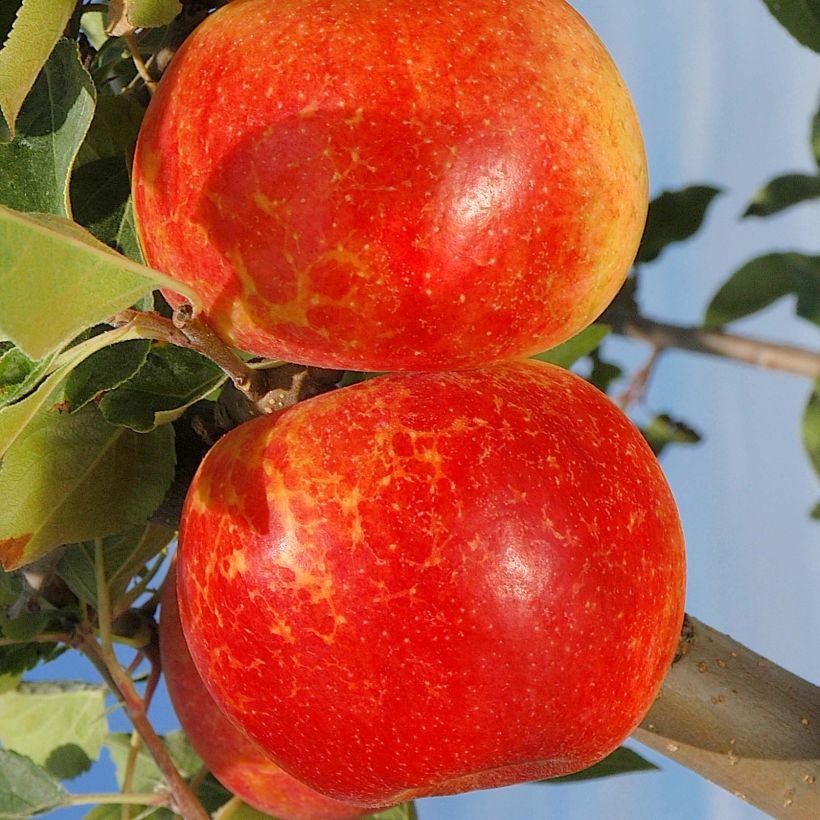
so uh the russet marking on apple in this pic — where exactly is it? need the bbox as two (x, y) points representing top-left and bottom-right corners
(160, 565), (381, 819)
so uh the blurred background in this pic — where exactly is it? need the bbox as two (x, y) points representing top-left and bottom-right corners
(38, 1), (820, 818)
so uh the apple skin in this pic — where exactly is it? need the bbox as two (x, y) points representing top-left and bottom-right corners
(176, 360), (685, 806)
(132, 0), (647, 371)
(159, 563), (381, 819)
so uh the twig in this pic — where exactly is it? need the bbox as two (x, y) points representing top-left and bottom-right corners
(603, 307), (820, 379)
(94, 539), (113, 657)
(89, 542), (209, 820)
(619, 346), (662, 409)
(114, 552), (169, 618)
(65, 792), (168, 808)
(121, 729), (142, 820)
(0, 633), (71, 646)
(123, 33), (157, 94)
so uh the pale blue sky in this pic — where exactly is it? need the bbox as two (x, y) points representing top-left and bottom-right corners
(38, 2), (820, 819)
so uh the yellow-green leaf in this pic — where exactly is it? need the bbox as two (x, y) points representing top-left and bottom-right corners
(0, 205), (199, 360)
(0, 682), (108, 780)
(108, 0), (182, 36)
(0, 39), (96, 218)
(0, 0), (76, 142)
(0, 323), (144, 462)
(0, 402), (175, 570)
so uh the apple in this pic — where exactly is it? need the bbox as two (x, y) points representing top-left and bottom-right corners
(159, 563), (380, 819)
(132, 0), (647, 371)
(176, 360), (685, 806)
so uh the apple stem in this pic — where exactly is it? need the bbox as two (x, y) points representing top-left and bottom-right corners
(170, 302), (273, 402)
(110, 306), (273, 405)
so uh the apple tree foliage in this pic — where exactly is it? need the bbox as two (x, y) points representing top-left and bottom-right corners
(0, 0), (818, 817)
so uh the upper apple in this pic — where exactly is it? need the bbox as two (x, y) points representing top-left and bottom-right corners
(132, 0), (647, 371)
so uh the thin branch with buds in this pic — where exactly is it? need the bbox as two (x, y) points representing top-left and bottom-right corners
(603, 306), (820, 379)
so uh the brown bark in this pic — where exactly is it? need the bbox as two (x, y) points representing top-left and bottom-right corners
(635, 615), (820, 819)
(604, 308), (820, 379)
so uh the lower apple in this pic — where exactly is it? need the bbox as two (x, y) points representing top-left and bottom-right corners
(159, 564), (380, 819)
(177, 360), (686, 806)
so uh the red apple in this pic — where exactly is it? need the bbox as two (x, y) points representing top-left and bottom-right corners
(159, 563), (379, 819)
(132, 0), (647, 371)
(176, 360), (685, 806)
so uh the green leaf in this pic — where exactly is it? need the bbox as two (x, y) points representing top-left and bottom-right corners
(211, 800), (417, 820)
(704, 252), (820, 328)
(636, 185), (722, 264)
(105, 729), (217, 817)
(0, 750), (68, 818)
(63, 339), (151, 414)
(116, 200), (146, 264)
(0, 674), (20, 695)
(743, 173), (820, 218)
(762, 0), (820, 52)
(75, 94), (144, 170)
(810, 500), (820, 520)
(0, 0), (77, 142)
(0, 205), (198, 360)
(0, 610), (52, 643)
(211, 801), (269, 820)
(57, 522), (175, 608)
(587, 351), (623, 394)
(79, 9), (109, 52)
(368, 804), (419, 820)
(0, 347), (56, 409)
(541, 746), (658, 783)
(0, 323), (147, 463)
(71, 94), (145, 252)
(642, 413), (702, 457)
(0, 643), (60, 682)
(70, 156), (133, 246)
(0, 681), (108, 780)
(114, 0), (182, 30)
(532, 324), (610, 369)
(107, 730), (201, 791)
(0, 39), (95, 217)
(803, 381), (820, 477)
(100, 346), (226, 432)
(813, 103), (820, 168)
(0, 403), (175, 570)
(104, 734), (171, 820)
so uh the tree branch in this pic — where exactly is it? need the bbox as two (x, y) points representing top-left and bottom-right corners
(603, 307), (820, 379)
(635, 615), (820, 819)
